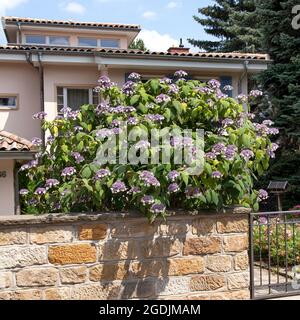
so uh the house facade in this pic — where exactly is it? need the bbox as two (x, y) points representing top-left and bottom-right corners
(0, 16), (271, 216)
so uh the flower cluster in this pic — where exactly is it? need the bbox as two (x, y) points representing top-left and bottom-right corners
(139, 171), (160, 187)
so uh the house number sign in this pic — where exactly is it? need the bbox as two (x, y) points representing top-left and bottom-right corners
(0, 171), (7, 178)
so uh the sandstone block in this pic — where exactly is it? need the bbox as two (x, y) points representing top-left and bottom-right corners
(183, 237), (221, 255)
(78, 224), (107, 240)
(30, 226), (73, 244)
(190, 275), (226, 291)
(16, 268), (59, 287)
(60, 266), (87, 284)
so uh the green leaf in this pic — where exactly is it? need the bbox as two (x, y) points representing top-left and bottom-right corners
(130, 95), (140, 105)
(81, 166), (92, 179)
(77, 141), (84, 152)
(61, 145), (69, 153)
(172, 100), (182, 115)
(181, 172), (189, 186)
(164, 108), (172, 122)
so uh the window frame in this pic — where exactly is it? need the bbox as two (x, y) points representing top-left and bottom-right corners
(99, 39), (120, 49)
(78, 37), (98, 47)
(57, 87), (99, 113)
(25, 34), (70, 46)
(77, 37), (120, 49)
(0, 94), (19, 110)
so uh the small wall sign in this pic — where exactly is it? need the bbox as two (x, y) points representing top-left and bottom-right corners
(0, 171), (7, 178)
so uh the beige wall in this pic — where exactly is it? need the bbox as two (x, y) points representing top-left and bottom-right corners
(0, 160), (15, 216)
(0, 62), (41, 140)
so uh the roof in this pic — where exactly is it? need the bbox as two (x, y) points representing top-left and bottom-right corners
(0, 131), (36, 152)
(2, 16), (140, 31)
(0, 44), (271, 62)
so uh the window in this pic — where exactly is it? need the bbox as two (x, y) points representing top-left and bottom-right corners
(57, 87), (99, 112)
(49, 36), (69, 46)
(78, 37), (97, 47)
(100, 39), (120, 48)
(25, 35), (46, 45)
(0, 95), (18, 110)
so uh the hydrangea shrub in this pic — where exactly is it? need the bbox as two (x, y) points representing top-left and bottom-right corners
(19, 71), (278, 221)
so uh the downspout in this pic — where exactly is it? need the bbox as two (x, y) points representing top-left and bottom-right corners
(37, 52), (45, 145)
(16, 22), (22, 44)
(238, 60), (249, 94)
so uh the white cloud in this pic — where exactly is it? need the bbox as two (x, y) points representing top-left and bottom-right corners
(0, 0), (28, 15)
(142, 11), (157, 20)
(139, 29), (179, 52)
(166, 1), (182, 9)
(60, 2), (86, 14)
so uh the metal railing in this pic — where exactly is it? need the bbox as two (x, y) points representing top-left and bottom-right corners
(250, 210), (300, 300)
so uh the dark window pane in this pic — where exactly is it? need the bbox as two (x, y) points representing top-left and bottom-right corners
(67, 89), (89, 110)
(0, 97), (17, 108)
(100, 39), (119, 48)
(26, 35), (46, 44)
(49, 36), (69, 46)
(78, 38), (97, 47)
(57, 87), (63, 95)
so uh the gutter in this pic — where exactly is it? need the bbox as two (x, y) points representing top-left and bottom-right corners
(0, 151), (36, 160)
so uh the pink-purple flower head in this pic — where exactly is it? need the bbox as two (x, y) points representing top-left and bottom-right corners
(236, 94), (248, 103)
(160, 77), (172, 85)
(139, 171), (160, 187)
(31, 137), (42, 147)
(196, 86), (214, 94)
(258, 216), (268, 225)
(35, 187), (46, 196)
(208, 79), (221, 90)
(95, 169), (111, 180)
(171, 136), (194, 148)
(212, 171), (223, 179)
(258, 189), (269, 202)
(71, 152), (84, 164)
(134, 140), (151, 150)
(45, 179), (59, 189)
(97, 76), (115, 90)
(167, 170), (180, 182)
(111, 181), (127, 194)
(267, 143), (279, 159)
(240, 149), (254, 161)
(61, 167), (76, 177)
(155, 94), (171, 104)
(19, 189), (29, 196)
(144, 114), (165, 123)
(185, 186), (202, 199)
(268, 128), (279, 135)
(174, 70), (188, 79)
(32, 112), (47, 120)
(205, 152), (217, 161)
(249, 90), (263, 98)
(223, 145), (237, 161)
(222, 118), (234, 128)
(96, 128), (114, 139)
(212, 143), (226, 155)
(96, 103), (110, 115)
(141, 195), (155, 206)
(168, 84), (179, 95)
(127, 187), (141, 195)
(122, 81), (137, 96)
(150, 203), (166, 214)
(127, 117), (138, 126)
(168, 183), (180, 194)
(66, 111), (80, 120)
(128, 72), (141, 81)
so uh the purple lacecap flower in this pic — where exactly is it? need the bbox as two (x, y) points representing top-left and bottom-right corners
(32, 112), (47, 120)
(134, 140), (151, 150)
(19, 163), (29, 172)
(267, 148), (276, 159)
(96, 103), (110, 115)
(19, 189), (29, 196)
(45, 179), (60, 189)
(236, 94), (248, 103)
(258, 189), (269, 201)
(127, 187), (141, 195)
(60, 106), (72, 114)
(96, 128), (114, 139)
(218, 128), (229, 137)
(150, 203), (166, 214)
(185, 186), (202, 199)
(112, 128), (122, 135)
(31, 137), (42, 147)
(222, 118), (234, 128)
(35, 187), (46, 195)
(66, 111), (79, 120)
(111, 119), (122, 128)
(20, 159), (38, 172)
(212, 171), (223, 179)
(47, 135), (55, 144)
(168, 84), (179, 95)
(141, 195), (155, 206)
(208, 79), (221, 90)
(167, 170), (180, 182)
(128, 72), (141, 81)
(253, 123), (269, 136)
(216, 89), (228, 99)
(155, 94), (171, 104)
(271, 143), (279, 152)
(249, 90), (263, 98)
(122, 81), (137, 96)
(71, 152), (84, 164)
(127, 117), (138, 125)
(263, 120), (274, 126)
(124, 106), (136, 113)
(196, 86), (214, 94)
(139, 171), (160, 187)
(247, 113), (256, 120)
(205, 152), (217, 160)
(144, 114), (165, 123)
(212, 143), (226, 155)
(111, 180), (127, 194)
(223, 85), (233, 92)
(74, 126), (83, 132)
(168, 183), (180, 193)
(160, 77), (172, 84)
(268, 128), (279, 135)
(95, 169), (111, 180)
(174, 70), (188, 78)
(109, 105), (125, 114)
(172, 136), (193, 148)
(258, 216), (268, 225)
(28, 198), (38, 206)
(97, 76), (114, 90)
(35, 152), (43, 159)
(224, 145), (237, 161)
(61, 167), (76, 177)
(240, 149), (254, 161)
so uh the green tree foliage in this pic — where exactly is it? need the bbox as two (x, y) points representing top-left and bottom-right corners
(188, 0), (262, 52)
(129, 38), (147, 51)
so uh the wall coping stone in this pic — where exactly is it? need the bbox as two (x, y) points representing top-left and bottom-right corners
(0, 207), (251, 227)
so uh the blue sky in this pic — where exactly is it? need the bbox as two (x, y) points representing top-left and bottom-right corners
(0, 0), (216, 51)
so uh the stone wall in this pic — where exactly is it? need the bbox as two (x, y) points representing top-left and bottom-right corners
(0, 208), (250, 300)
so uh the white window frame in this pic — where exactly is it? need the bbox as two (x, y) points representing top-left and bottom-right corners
(77, 37), (120, 49)
(25, 34), (70, 46)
